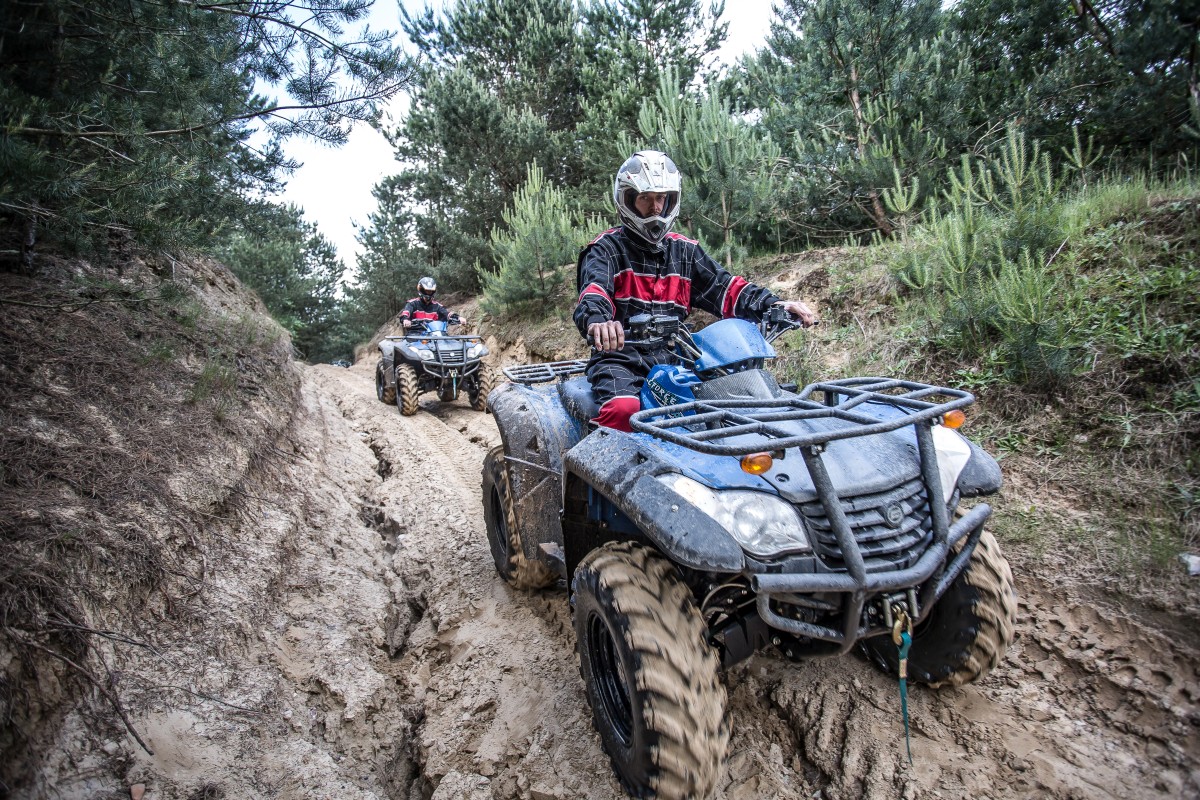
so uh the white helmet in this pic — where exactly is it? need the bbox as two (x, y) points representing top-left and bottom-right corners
(613, 150), (681, 246)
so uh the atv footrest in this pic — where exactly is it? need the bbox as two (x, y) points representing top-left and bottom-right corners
(503, 359), (588, 385)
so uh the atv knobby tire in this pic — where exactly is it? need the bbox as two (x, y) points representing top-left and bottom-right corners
(482, 447), (556, 589)
(470, 364), (495, 412)
(395, 364), (420, 416)
(861, 529), (1016, 687)
(375, 359), (395, 405)
(573, 542), (729, 800)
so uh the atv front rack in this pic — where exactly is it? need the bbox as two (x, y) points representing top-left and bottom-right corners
(629, 377), (974, 456)
(631, 377), (985, 655)
(503, 359), (588, 385)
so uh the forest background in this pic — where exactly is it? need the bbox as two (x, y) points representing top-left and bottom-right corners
(3, 0), (1195, 365)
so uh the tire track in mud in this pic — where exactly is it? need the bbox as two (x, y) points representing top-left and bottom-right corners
(311, 362), (1200, 800)
(314, 363), (820, 799)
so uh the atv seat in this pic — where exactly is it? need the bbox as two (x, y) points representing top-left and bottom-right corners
(558, 376), (601, 424)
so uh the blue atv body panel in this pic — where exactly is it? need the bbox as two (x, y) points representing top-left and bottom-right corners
(692, 318), (776, 373)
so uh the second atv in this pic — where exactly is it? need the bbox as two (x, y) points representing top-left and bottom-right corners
(375, 318), (495, 415)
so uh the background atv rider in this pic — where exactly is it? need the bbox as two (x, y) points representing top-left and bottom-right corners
(575, 150), (820, 431)
(379, 277), (464, 378)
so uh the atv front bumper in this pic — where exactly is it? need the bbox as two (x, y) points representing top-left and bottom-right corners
(750, 502), (990, 655)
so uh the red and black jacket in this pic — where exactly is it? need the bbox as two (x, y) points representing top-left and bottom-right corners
(573, 226), (779, 337)
(400, 296), (452, 325)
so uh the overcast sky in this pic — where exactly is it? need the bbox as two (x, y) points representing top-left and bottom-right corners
(277, 0), (779, 268)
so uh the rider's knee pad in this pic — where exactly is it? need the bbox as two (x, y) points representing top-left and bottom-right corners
(591, 395), (640, 433)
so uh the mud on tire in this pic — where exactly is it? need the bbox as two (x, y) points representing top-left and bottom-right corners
(375, 359), (395, 405)
(481, 446), (556, 590)
(861, 529), (1016, 687)
(396, 364), (420, 416)
(573, 542), (729, 800)
(470, 364), (495, 412)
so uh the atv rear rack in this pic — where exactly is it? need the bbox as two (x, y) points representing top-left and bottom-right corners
(629, 377), (974, 456)
(503, 359), (588, 385)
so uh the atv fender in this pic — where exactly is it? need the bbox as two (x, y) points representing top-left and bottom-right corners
(487, 381), (579, 571)
(378, 340), (398, 389)
(561, 428), (746, 579)
(957, 439), (1002, 497)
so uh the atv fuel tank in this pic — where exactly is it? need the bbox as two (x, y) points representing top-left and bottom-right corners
(641, 364), (701, 412)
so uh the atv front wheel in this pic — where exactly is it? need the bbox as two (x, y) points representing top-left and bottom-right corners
(395, 364), (420, 416)
(470, 364), (495, 412)
(481, 447), (556, 589)
(861, 529), (1016, 687)
(375, 359), (395, 405)
(573, 542), (728, 800)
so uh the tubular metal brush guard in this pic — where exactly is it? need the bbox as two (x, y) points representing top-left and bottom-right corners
(629, 377), (992, 654)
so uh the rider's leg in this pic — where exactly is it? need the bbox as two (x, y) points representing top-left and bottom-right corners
(585, 347), (671, 432)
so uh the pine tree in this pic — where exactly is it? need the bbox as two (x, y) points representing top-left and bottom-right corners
(953, 0), (1197, 159)
(216, 203), (345, 362)
(346, 176), (429, 327)
(388, 0), (584, 286)
(634, 72), (783, 267)
(735, 0), (972, 239)
(480, 163), (597, 316)
(0, 0), (414, 268)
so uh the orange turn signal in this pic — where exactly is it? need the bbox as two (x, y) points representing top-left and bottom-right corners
(741, 452), (773, 475)
(942, 409), (966, 429)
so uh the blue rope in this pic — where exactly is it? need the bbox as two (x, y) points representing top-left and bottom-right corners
(898, 631), (913, 764)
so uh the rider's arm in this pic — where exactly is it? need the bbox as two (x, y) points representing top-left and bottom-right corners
(400, 298), (416, 328)
(685, 242), (816, 324)
(574, 240), (619, 338)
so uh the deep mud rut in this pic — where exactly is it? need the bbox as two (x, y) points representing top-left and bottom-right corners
(91, 360), (1199, 799)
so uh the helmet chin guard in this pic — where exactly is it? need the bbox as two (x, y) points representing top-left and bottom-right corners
(613, 150), (681, 247)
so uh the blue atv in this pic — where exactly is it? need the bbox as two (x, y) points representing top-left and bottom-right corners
(375, 318), (494, 415)
(483, 306), (1016, 800)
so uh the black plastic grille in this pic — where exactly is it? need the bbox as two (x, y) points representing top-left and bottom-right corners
(798, 477), (935, 572)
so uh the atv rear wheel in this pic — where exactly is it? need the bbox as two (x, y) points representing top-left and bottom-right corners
(573, 542), (729, 800)
(861, 529), (1016, 687)
(482, 446), (556, 589)
(395, 364), (420, 416)
(375, 359), (395, 405)
(470, 364), (495, 412)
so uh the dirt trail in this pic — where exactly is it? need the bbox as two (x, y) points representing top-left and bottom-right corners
(77, 357), (1196, 799)
(297, 359), (1200, 800)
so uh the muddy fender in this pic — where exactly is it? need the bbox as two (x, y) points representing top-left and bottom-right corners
(486, 381), (580, 571)
(562, 428), (745, 576)
(378, 341), (397, 390)
(957, 440), (1002, 497)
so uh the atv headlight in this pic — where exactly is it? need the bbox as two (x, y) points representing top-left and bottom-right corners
(466, 344), (486, 358)
(657, 474), (811, 558)
(417, 349), (435, 360)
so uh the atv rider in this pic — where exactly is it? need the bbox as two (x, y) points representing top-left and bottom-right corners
(574, 150), (819, 432)
(379, 277), (465, 382)
(401, 276), (462, 331)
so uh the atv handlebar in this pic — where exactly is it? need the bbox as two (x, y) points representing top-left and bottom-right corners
(587, 305), (811, 351)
